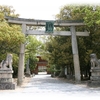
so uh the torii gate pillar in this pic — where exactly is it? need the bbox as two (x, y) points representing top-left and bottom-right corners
(70, 26), (81, 82)
(17, 24), (26, 86)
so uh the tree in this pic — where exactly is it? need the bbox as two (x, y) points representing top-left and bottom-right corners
(0, 5), (25, 77)
(44, 4), (100, 79)
(0, 6), (25, 55)
(25, 35), (42, 73)
(43, 35), (73, 77)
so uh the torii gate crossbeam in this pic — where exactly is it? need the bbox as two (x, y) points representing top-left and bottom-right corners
(5, 16), (89, 85)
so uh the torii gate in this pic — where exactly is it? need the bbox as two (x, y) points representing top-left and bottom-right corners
(5, 16), (89, 86)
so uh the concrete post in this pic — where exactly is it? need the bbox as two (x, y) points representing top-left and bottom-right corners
(17, 24), (26, 86)
(70, 26), (81, 82)
(25, 58), (31, 76)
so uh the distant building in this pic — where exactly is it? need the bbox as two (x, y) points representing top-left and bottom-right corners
(33, 56), (50, 74)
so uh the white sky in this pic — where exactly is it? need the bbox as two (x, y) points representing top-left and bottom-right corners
(1, 0), (100, 20)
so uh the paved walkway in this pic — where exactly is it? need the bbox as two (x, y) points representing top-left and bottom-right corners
(0, 73), (100, 100)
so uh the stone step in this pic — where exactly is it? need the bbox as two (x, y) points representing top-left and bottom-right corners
(87, 80), (100, 87)
(90, 76), (100, 80)
(0, 78), (13, 83)
(0, 83), (15, 90)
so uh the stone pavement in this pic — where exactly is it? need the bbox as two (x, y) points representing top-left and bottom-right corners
(0, 73), (100, 100)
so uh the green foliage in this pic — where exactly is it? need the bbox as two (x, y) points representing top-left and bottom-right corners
(44, 4), (100, 78)
(25, 35), (42, 72)
(44, 36), (73, 76)
(28, 55), (38, 72)
(0, 5), (25, 77)
(12, 54), (19, 78)
(0, 5), (25, 55)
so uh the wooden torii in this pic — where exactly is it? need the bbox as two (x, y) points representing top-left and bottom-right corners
(5, 16), (89, 85)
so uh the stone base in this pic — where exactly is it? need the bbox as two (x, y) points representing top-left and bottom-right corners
(66, 75), (74, 79)
(25, 73), (31, 77)
(0, 69), (15, 90)
(87, 80), (100, 87)
(0, 83), (15, 90)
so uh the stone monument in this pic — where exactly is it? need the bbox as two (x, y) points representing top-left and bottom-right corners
(88, 53), (100, 87)
(0, 54), (15, 90)
(25, 59), (31, 77)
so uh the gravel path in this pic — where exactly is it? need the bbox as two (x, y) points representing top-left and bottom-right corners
(0, 74), (100, 100)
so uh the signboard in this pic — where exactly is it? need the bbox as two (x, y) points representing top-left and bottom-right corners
(45, 21), (54, 33)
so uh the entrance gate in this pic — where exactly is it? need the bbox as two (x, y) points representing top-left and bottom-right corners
(5, 16), (89, 85)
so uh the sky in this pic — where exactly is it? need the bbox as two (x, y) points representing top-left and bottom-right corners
(1, 0), (100, 20)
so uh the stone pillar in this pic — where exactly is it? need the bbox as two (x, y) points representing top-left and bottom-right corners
(17, 24), (26, 86)
(70, 26), (81, 82)
(25, 58), (31, 77)
(65, 67), (67, 76)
